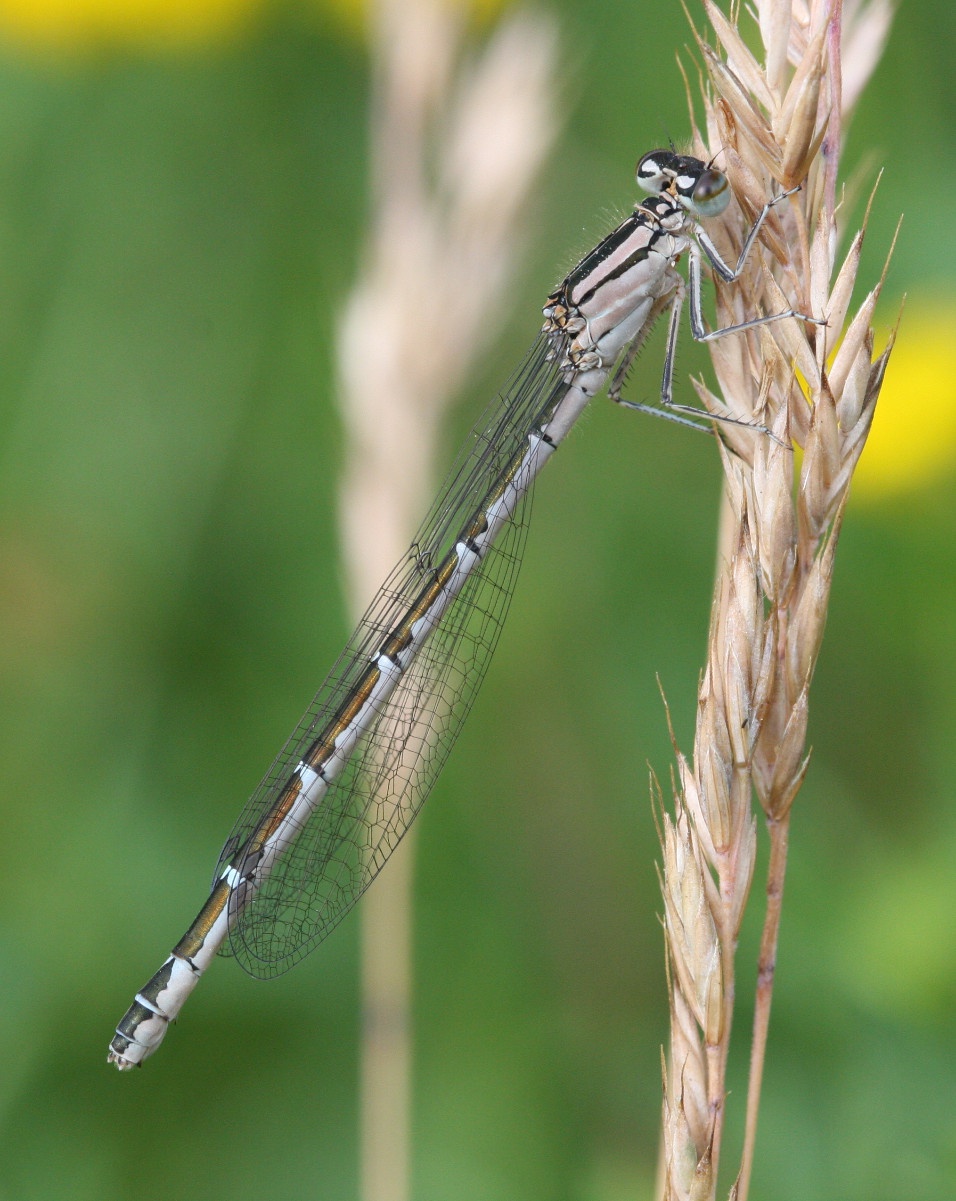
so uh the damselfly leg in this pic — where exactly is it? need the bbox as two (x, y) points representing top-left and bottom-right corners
(609, 171), (824, 433)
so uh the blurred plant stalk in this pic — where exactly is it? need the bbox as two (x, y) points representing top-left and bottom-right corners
(656, 2), (895, 1199)
(335, 2), (557, 1198)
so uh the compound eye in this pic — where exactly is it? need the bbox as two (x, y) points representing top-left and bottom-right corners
(635, 150), (670, 194)
(691, 168), (730, 218)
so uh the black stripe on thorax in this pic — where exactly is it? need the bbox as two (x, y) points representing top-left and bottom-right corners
(564, 212), (670, 308)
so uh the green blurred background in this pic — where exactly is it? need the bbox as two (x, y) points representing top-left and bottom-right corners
(1, 0), (955, 1197)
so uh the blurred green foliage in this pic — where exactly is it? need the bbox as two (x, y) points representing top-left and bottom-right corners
(0, 1), (955, 1199)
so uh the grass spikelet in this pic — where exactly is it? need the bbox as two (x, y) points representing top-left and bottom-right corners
(656, 2), (896, 1198)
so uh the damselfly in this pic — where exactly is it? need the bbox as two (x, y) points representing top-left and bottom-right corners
(109, 149), (816, 1069)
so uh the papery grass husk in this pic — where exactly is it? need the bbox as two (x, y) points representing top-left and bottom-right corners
(657, 2), (895, 1199)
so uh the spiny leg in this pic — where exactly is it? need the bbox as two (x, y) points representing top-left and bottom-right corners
(610, 277), (778, 437)
(608, 287), (723, 433)
(696, 183), (801, 284)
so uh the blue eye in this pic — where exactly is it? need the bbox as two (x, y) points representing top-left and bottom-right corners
(691, 169), (730, 218)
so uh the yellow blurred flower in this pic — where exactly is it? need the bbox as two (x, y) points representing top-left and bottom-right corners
(0, 0), (266, 49)
(853, 300), (956, 501)
(0, 0), (506, 51)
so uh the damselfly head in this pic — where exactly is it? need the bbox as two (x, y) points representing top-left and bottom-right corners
(635, 150), (731, 220)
